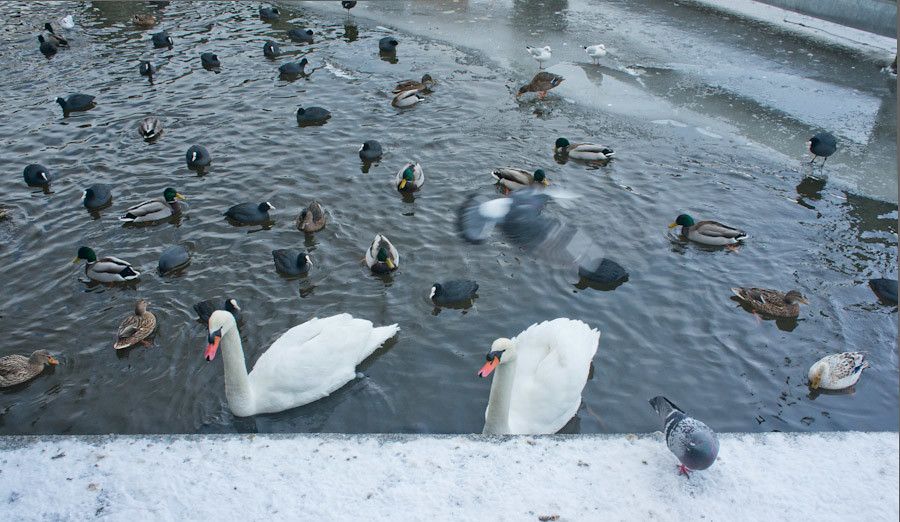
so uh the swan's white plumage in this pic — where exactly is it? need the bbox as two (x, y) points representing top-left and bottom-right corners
(483, 318), (600, 434)
(209, 311), (399, 416)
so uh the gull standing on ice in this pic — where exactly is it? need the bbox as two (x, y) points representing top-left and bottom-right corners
(526, 46), (551, 68)
(583, 44), (607, 64)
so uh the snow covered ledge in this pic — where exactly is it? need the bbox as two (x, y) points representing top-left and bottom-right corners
(1, 432), (897, 520)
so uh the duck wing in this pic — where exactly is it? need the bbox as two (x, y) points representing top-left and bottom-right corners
(694, 220), (747, 239)
(121, 199), (171, 222)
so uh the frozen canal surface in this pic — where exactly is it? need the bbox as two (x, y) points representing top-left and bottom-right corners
(0, 1), (896, 435)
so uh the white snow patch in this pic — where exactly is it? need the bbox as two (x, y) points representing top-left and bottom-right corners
(324, 61), (356, 80)
(0, 432), (896, 520)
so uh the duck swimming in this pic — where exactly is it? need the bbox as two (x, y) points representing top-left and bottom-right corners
(73, 247), (140, 283)
(393, 74), (435, 93)
(0, 350), (58, 388)
(297, 200), (326, 233)
(808, 352), (869, 390)
(518, 72), (564, 99)
(392, 89), (423, 108)
(185, 145), (211, 169)
(132, 14), (157, 28)
(731, 287), (808, 318)
(263, 40), (281, 58)
(669, 214), (747, 246)
(395, 162), (424, 191)
(119, 187), (185, 224)
(359, 140), (383, 162)
(139, 116), (162, 140)
(113, 299), (157, 350)
(23, 164), (52, 188)
(491, 168), (548, 191)
(366, 234), (399, 273)
(56, 94), (95, 116)
(553, 138), (613, 162)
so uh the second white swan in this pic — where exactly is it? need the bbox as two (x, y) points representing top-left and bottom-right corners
(204, 311), (399, 416)
(477, 318), (600, 434)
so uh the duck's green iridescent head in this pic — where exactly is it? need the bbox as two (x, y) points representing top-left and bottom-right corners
(75, 246), (96, 263)
(402, 167), (415, 181)
(163, 187), (186, 202)
(376, 247), (389, 262)
(669, 214), (695, 229)
(533, 169), (548, 185)
(555, 138), (570, 150)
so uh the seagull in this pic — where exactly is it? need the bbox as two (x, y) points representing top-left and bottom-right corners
(457, 187), (628, 287)
(583, 44), (607, 64)
(526, 46), (551, 69)
(649, 396), (719, 478)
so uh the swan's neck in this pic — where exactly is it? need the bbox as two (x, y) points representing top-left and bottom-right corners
(483, 358), (517, 434)
(220, 327), (254, 414)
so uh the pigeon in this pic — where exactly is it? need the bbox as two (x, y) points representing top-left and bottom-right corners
(457, 187), (628, 287)
(649, 396), (719, 478)
(869, 278), (898, 305)
(808, 352), (869, 390)
(807, 132), (837, 164)
(583, 44), (607, 64)
(526, 46), (551, 68)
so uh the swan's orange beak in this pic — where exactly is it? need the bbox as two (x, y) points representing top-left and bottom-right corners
(478, 356), (500, 378)
(205, 334), (221, 361)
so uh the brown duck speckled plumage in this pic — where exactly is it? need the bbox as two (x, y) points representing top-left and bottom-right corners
(731, 287), (809, 318)
(114, 299), (157, 349)
(0, 350), (58, 388)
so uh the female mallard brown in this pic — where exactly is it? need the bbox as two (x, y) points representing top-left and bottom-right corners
(517, 72), (564, 99)
(132, 14), (157, 28)
(731, 287), (808, 318)
(669, 214), (747, 246)
(0, 350), (58, 388)
(393, 74), (435, 93)
(297, 200), (326, 233)
(114, 299), (157, 349)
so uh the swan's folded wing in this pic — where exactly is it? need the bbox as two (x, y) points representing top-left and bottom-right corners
(507, 319), (600, 434)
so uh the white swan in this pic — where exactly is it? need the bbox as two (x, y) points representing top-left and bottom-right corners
(477, 318), (600, 434)
(204, 311), (399, 416)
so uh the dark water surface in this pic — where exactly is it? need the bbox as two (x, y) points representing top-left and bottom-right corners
(0, 1), (896, 435)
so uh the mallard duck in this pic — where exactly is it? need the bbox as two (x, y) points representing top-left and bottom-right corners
(731, 287), (808, 318)
(395, 162), (424, 191)
(554, 138), (613, 161)
(139, 116), (162, 140)
(808, 352), (869, 390)
(392, 89), (424, 108)
(132, 14), (157, 28)
(297, 200), (326, 232)
(0, 350), (58, 388)
(669, 214), (747, 246)
(73, 247), (140, 283)
(525, 46), (551, 68)
(393, 74), (434, 94)
(491, 168), (548, 191)
(119, 187), (185, 224)
(366, 234), (399, 273)
(43, 23), (68, 47)
(518, 72), (564, 99)
(584, 44), (607, 64)
(113, 299), (157, 349)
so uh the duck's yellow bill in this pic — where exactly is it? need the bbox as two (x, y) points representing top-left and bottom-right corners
(667, 223), (678, 229)
(386, 258), (395, 269)
(176, 193), (187, 201)
(71, 256), (80, 264)
(399, 179), (407, 189)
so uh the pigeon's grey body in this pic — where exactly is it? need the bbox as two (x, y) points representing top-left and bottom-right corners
(649, 396), (719, 473)
(158, 245), (191, 274)
(457, 188), (628, 286)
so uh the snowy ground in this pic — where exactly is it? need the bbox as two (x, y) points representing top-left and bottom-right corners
(0, 432), (896, 520)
